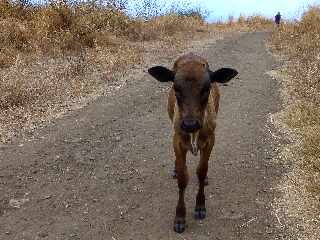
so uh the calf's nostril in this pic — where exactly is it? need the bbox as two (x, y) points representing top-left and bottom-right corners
(181, 120), (201, 132)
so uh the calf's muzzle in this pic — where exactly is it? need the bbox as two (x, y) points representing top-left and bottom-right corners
(181, 119), (201, 133)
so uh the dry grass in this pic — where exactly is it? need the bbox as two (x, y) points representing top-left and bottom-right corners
(0, 1), (209, 142)
(271, 5), (320, 239)
(213, 15), (274, 32)
(0, 1), (273, 142)
(136, 14), (206, 41)
(236, 15), (274, 31)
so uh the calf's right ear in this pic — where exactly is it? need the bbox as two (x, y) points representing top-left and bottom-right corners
(148, 66), (175, 82)
(209, 68), (238, 83)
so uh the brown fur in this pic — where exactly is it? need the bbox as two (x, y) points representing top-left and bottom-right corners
(168, 82), (219, 149)
(148, 52), (237, 232)
(168, 54), (221, 232)
(168, 53), (220, 155)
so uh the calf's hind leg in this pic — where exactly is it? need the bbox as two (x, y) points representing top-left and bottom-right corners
(173, 137), (189, 233)
(195, 138), (214, 220)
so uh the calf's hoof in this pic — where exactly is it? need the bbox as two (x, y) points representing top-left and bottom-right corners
(174, 219), (186, 233)
(194, 207), (206, 220)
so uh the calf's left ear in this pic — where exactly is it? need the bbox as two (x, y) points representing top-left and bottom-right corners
(148, 66), (175, 82)
(209, 68), (238, 83)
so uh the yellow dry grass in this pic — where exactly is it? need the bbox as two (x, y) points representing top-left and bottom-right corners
(213, 15), (274, 32)
(271, 5), (320, 239)
(0, 1), (210, 142)
(0, 1), (274, 142)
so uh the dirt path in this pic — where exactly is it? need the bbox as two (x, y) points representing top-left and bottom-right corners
(0, 32), (287, 240)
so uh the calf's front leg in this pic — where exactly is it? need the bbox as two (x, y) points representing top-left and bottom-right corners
(195, 136), (214, 220)
(173, 134), (188, 233)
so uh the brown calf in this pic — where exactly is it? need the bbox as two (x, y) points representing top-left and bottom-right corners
(148, 53), (238, 233)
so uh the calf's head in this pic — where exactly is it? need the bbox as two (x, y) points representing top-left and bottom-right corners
(148, 54), (238, 133)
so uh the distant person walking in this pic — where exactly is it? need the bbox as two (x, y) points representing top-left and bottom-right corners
(275, 12), (281, 27)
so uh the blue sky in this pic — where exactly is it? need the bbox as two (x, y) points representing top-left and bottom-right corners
(146, 0), (320, 21)
(31, 0), (320, 21)
(203, 0), (320, 21)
